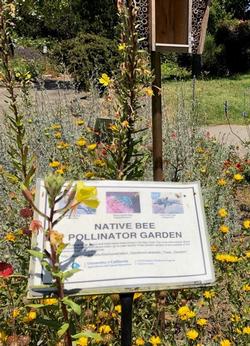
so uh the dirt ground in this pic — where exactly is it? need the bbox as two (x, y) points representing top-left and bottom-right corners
(0, 85), (249, 156)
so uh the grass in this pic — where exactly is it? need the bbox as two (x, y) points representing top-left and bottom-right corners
(163, 73), (250, 125)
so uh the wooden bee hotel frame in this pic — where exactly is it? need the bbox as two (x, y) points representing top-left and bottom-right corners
(136, 0), (211, 54)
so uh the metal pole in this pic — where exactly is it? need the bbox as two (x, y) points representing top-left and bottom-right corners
(120, 293), (134, 346)
(151, 51), (163, 181)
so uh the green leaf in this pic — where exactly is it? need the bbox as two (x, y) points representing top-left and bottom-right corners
(62, 297), (81, 316)
(56, 242), (68, 256)
(62, 268), (80, 282)
(26, 304), (45, 309)
(28, 249), (44, 260)
(72, 331), (102, 341)
(57, 323), (69, 338)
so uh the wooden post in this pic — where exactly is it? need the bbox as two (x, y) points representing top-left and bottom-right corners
(120, 293), (134, 346)
(151, 51), (163, 181)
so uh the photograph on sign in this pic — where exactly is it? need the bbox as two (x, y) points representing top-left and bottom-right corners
(28, 180), (215, 297)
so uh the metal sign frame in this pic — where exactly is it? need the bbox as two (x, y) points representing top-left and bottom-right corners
(28, 180), (215, 298)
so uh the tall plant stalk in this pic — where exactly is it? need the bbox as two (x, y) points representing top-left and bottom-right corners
(0, 1), (35, 188)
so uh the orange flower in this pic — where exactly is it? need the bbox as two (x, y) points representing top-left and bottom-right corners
(29, 220), (42, 233)
(49, 230), (64, 247)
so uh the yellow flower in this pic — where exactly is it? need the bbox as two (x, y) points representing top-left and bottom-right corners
(218, 208), (228, 218)
(99, 325), (112, 334)
(51, 124), (61, 130)
(177, 306), (195, 320)
(114, 305), (121, 313)
(216, 253), (239, 263)
(230, 314), (240, 323)
(54, 132), (62, 139)
(149, 336), (161, 345)
(186, 329), (199, 340)
(133, 292), (143, 300)
(197, 318), (207, 326)
(118, 43), (126, 51)
(57, 141), (70, 150)
(144, 87), (154, 97)
(245, 251), (250, 258)
(233, 173), (244, 182)
(84, 171), (95, 179)
(219, 225), (229, 234)
(49, 161), (61, 168)
(42, 298), (58, 305)
(243, 219), (250, 229)
(0, 330), (7, 341)
(24, 311), (37, 323)
(136, 337), (145, 345)
(242, 284), (250, 291)
(76, 138), (86, 147)
(77, 120), (84, 126)
(220, 339), (231, 346)
(12, 308), (20, 318)
(243, 326), (250, 334)
(55, 168), (64, 175)
(178, 306), (190, 316)
(87, 143), (97, 151)
(121, 120), (129, 128)
(200, 167), (207, 174)
(5, 233), (16, 242)
(77, 336), (88, 346)
(110, 124), (119, 132)
(217, 178), (227, 186)
(99, 73), (111, 87)
(75, 182), (99, 209)
(196, 147), (205, 154)
(50, 230), (64, 247)
(94, 159), (105, 167)
(203, 291), (215, 299)
(187, 311), (196, 319)
(84, 324), (96, 331)
(211, 244), (218, 252)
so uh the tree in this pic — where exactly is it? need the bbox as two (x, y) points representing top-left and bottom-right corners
(224, 0), (250, 19)
(14, 0), (117, 40)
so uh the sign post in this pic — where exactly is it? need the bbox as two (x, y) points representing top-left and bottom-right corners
(120, 293), (134, 346)
(151, 50), (163, 181)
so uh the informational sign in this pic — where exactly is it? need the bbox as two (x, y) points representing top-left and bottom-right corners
(28, 180), (215, 297)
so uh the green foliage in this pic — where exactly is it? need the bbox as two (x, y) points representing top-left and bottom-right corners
(202, 33), (226, 76)
(162, 60), (191, 80)
(14, 0), (117, 40)
(216, 19), (250, 74)
(52, 33), (119, 90)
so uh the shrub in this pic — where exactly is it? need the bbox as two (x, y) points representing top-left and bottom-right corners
(162, 60), (191, 80)
(52, 33), (120, 90)
(202, 33), (227, 76)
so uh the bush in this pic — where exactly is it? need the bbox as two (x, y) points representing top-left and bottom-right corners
(203, 20), (250, 76)
(202, 33), (227, 76)
(52, 33), (119, 90)
(162, 60), (191, 80)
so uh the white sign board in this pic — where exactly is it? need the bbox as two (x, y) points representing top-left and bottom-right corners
(28, 180), (215, 297)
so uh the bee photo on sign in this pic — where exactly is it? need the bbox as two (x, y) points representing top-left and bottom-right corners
(151, 192), (184, 214)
